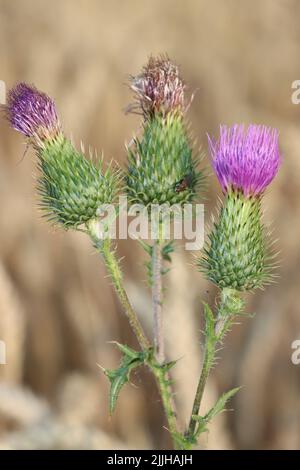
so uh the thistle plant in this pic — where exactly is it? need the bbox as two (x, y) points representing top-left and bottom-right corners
(3, 57), (281, 450)
(185, 124), (280, 443)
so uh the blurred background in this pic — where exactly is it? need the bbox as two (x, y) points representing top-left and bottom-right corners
(0, 0), (299, 450)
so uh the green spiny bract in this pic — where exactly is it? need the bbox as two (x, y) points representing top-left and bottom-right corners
(200, 189), (273, 291)
(37, 134), (119, 228)
(126, 112), (201, 207)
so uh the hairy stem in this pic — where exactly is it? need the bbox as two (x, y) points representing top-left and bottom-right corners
(152, 239), (164, 363)
(186, 288), (242, 440)
(151, 237), (179, 445)
(149, 359), (179, 449)
(186, 325), (216, 438)
(87, 221), (150, 350)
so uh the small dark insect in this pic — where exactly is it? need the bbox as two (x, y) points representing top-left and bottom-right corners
(174, 174), (193, 193)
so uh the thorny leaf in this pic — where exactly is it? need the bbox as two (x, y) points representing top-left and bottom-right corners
(192, 386), (241, 438)
(101, 343), (148, 414)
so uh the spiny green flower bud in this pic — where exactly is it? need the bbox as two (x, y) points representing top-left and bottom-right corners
(200, 125), (281, 291)
(126, 55), (203, 207)
(201, 189), (271, 290)
(38, 135), (118, 228)
(5, 83), (119, 229)
(127, 112), (200, 206)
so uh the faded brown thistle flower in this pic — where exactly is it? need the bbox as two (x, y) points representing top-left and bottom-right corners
(127, 54), (186, 118)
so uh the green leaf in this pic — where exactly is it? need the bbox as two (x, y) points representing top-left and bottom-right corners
(192, 386), (241, 438)
(204, 386), (241, 422)
(162, 241), (175, 263)
(137, 238), (153, 256)
(203, 302), (215, 339)
(101, 343), (146, 414)
(111, 341), (142, 360)
(161, 359), (178, 372)
(107, 368), (130, 415)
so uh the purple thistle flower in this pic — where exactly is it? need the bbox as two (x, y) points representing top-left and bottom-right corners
(127, 54), (186, 118)
(5, 83), (60, 146)
(208, 124), (281, 196)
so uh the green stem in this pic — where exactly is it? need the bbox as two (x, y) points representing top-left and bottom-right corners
(151, 236), (179, 447)
(87, 220), (150, 351)
(152, 239), (164, 363)
(149, 359), (179, 449)
(186, 288), (242, 441)
(186, 326), (216, 438)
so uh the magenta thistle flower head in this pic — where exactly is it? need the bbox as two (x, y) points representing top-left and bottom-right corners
(208, 124), (280, 196)
(5, 83), (61, 147)
(128, 54), (186, 118)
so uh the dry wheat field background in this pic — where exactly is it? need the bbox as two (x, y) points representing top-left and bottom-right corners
(0, 0), (299, 450)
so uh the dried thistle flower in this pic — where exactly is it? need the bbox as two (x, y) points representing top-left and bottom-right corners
(128, 54), (186, 119)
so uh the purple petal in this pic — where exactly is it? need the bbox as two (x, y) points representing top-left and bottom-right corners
(208, 124), (281, 196)
(6, 83), (59, 138)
